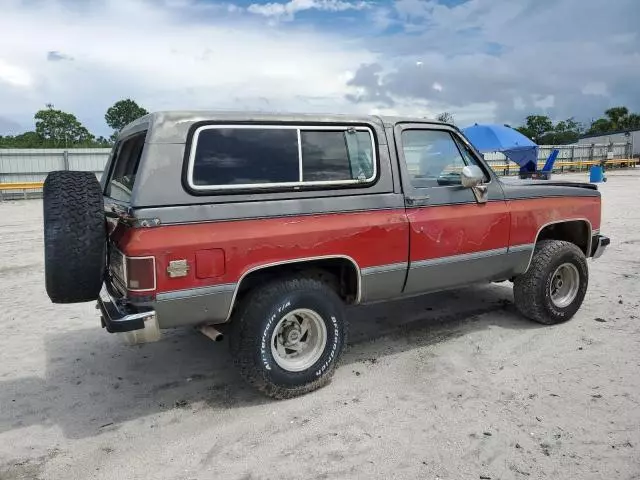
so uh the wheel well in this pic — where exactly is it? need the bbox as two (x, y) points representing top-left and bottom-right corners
(233, 258), (360, 314)
(536, 220), (591, 255)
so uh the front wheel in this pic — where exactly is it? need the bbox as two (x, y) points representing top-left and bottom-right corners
(229, 276), (347, 399)
(513, 240), (588, 325)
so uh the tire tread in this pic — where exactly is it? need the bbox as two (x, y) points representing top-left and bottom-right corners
(43, 171), (106, 303)
(513, 239), (587, 325)
(229, 275), (347, 399)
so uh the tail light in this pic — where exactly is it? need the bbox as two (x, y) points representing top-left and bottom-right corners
(125, 256), (156, 291)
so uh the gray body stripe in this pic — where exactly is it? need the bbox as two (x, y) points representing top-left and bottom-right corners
(361, 262), (408, 275)
(135, 192), (405, 225)
(505, 192), (600, 199)
(508, 243), (535, 253)
(501, 184), (600, 199)
(411, 247), (508, 269)
(156, 283), (235, 301)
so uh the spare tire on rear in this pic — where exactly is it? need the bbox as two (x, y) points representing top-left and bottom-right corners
(43, 171), (106, 303)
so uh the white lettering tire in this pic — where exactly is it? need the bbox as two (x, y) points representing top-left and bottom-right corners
(229, 276), (347, 399)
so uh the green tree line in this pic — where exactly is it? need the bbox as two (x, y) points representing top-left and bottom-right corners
(0, 99), (148, 149)
(1, 101), (638, 149)
(514, 106), (640, 145)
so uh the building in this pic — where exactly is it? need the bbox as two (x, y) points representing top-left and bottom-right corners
(577, 129), (639, 157)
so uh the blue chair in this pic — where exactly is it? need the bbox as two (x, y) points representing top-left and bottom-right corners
(539, 149), (559, 178)
(519, 149), (559, 180)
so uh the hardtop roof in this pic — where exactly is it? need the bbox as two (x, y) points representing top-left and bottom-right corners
(119, 110), (453, 143)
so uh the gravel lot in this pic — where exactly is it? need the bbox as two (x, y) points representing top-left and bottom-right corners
(1, 170), (639, 480)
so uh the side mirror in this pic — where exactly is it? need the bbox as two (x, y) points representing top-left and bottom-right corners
(461, 165), (485, 188)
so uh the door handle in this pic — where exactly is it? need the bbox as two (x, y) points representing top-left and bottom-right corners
(405, 195), (430, 207)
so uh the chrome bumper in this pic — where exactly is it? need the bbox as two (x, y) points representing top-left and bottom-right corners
(98, 284), (155, 333)
(591, 234), (610, 260)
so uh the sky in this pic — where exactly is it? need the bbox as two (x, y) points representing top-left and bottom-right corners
(0, 0), (638, 137)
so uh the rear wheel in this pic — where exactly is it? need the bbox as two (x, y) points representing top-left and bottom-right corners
(513, 240), (588, 325)
(43, 171), (106, 303)
(229, 276), (347, 399)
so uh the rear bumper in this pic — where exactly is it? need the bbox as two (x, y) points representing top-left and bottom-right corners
(98, 284), (155, 333)
(591, 234), (610, 259)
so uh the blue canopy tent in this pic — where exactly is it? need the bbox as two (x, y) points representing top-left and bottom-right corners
(461, 123), (540, 176)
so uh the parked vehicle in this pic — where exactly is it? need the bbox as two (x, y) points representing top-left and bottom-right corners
(42, 112), (610, 398)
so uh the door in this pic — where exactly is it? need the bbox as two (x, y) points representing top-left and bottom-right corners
(395, 124), (511, 295)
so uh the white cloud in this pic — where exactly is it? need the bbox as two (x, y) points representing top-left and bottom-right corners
(247, 0), (367, 21)
(348, 0), (639, 126)
(1, 0), (638, 136)
(0, 59), (32, 87)
(0, 0), (376, 135)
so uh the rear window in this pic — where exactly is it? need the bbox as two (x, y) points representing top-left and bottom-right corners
(187, 125), (376, 191)
(106, 131), (146, 201)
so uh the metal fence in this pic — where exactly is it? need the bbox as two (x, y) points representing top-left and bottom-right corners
(0, 148), (111, 200)
(484, 142), (635, 176)
(0, 142), (636, 200)
(0, 148), (110, 184)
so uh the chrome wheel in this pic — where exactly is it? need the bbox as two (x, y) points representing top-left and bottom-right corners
(549, 263), (580, 308)
(271, 308), (327, 372)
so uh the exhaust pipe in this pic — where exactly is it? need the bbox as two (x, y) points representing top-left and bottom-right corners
(198, 325), (224, 342)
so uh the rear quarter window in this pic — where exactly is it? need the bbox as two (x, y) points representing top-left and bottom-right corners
(106, 131), (146, 202)
(187, 125), (376, 191)
(192, 128), (299, 186)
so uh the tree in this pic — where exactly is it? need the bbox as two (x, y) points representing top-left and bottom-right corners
(515, 115), (584, 145)
(586, 106), (640, 135)
(586, 118), (612, 135)
(105, 99), (148, 135)
(620, 113), (640, 130)
(0, 131), (44, 148)
(604, 107), (628, 127)
(94, 136), (113, 147)
(436, 112), (455, 124)
(34, 105), (94, 147)
(544, 117), (584, 144)
(515, 115), (554, 143)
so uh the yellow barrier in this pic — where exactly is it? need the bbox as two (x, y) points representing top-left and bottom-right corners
(539, 158), (636, 169)
(489, 158), (637, 172)
(0, 182), (44, 191)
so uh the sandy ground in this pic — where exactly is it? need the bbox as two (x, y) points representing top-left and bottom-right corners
(0, 170), (639, 480)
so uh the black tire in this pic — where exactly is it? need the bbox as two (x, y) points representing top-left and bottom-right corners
(513, 240), (588, 325)
(43, 171), (106, 303)
(229, 276), (347, 399)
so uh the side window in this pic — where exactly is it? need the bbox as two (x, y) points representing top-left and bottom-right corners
(192, 128), (299, 186)
(453, 135), (489, 182)
(189, 126), (376, 190)
(401, 129), (484, 188)
(106, 131), (146, 201)
(345, 130), (374, 180)
(301, 130), (374, 182)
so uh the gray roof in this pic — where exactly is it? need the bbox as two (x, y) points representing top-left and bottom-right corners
(120, 110), (453, 143)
